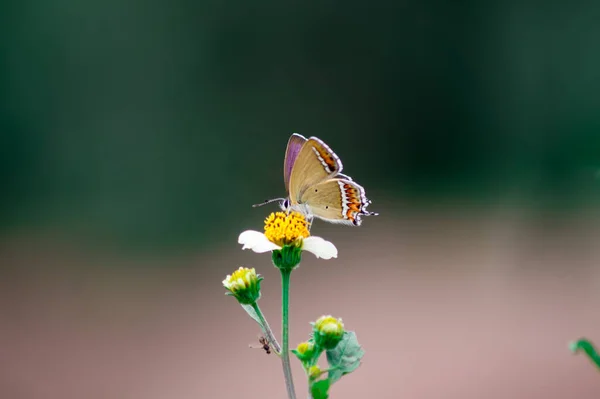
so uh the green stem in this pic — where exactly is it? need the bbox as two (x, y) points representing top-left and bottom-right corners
(281, 268), (297, 399)
(571, 338), (600, 370)
(251, 302), (282, 355)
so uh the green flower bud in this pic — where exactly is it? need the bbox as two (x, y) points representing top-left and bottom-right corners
(292, 340), (316, 362)
(222, 267), (263, 305)
(308, 365), (322, 380)
(313, 315), (345, 350)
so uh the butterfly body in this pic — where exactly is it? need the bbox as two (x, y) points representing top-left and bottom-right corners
(280, 133), (377, 226)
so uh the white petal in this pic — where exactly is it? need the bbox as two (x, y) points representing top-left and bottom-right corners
(236, 277), (246, 289)
(222, 275), (232, 289)
(302, 236), (338, 259)
(238, 230), (281, 253)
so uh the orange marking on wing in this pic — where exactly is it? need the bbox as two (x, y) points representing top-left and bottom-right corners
(316, 147), (337, 170)
(342, 184), (364, 219)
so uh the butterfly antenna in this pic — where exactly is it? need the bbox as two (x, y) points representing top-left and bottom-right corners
(252, 198), (285, 208)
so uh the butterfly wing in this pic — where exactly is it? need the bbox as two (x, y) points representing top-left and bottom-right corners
(288, 136), (343, 202)
(283, 133), (307, 190)
(300, 178), (377, 226)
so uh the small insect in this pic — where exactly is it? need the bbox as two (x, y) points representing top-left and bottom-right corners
(249, 335), (271, 355)
(254, 133), (378, 226)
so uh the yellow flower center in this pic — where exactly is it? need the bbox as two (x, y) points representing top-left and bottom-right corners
(264, 211), (310, 247)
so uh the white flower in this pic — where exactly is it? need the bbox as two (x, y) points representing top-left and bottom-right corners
(238, 212), (338, 260)
(238, 230), (338, 260)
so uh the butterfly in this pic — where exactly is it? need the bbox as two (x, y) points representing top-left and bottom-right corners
(255, 133), (377, 226)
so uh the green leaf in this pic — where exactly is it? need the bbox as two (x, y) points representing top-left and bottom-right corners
(570, 338), (600, 370)
(310, 379), (331, 399)
(241, 304), (264, 329)
(326, 331), (364, 384)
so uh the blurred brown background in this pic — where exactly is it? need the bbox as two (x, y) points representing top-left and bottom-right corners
(2, 0), (600, 397)
(1, 208), (599, 398)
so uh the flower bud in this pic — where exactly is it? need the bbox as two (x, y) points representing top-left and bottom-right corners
(308, 365), (322, 380)
(292, 340), (315, 362)
(313, 315), (345, 350)
(222, 267), (263, 305)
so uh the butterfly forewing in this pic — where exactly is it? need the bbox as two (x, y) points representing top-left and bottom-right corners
(283, 133), (307, 190)
(300, 178), (374, 226)
(288, 137), (343, 202)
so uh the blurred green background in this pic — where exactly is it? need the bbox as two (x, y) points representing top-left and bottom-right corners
(2, 1), (600, 252)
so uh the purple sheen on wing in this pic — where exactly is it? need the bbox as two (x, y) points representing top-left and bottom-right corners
(283, 133), (307, 189)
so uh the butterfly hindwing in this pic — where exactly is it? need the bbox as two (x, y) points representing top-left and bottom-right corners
(300, 178), (375, 226)
(288, 137), (343, 201)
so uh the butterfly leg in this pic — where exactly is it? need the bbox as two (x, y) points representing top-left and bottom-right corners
(306, 215), (314, 232)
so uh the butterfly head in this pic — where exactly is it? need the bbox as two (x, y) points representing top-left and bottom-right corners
(280, 198), (291, 211)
